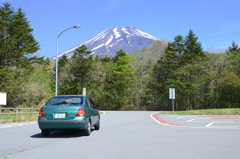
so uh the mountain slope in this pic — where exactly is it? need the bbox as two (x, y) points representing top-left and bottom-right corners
(51, 26), (167, 60)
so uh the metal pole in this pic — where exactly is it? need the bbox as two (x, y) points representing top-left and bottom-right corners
(172, 99), (174, 112)
(55, 25), (81, 96)
(55, 38), (58, 96)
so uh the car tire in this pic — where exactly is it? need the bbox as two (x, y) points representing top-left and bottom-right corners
(95, 118), (100, 130)
(84, 120), (91, 136)
(41, 129), (50, 136)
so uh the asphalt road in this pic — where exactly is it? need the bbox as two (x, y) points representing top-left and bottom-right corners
(0, 111), (239, 159)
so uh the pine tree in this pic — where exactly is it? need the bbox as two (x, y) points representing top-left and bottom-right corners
(0, 3), (40, 68)
(100, 55), (111, 63)
(173, 35), (185, 56)
(70, 44), (92, 93)
(10, 8), (40, 67)
(181, 29), (203, 65)
(95, 54), (99, 62)
(112, 47), (127, 63)
(100, 48), (135, 109)
(111, 56), (135, 92)
(0, 2), (14, 67)
(153, 40), (179, 110)
(58, 54), (68, 73)
(226, 41), (240, 56)
(107, 55), (135, 109)
(0, 2), (40, 97)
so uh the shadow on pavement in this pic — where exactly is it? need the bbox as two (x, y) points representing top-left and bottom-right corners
(31, 129), (96, 138)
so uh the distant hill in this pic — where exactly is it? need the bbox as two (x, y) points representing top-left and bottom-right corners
(51, 26), (170, 61)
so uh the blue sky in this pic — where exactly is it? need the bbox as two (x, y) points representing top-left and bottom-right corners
(4, 0), (240, 59)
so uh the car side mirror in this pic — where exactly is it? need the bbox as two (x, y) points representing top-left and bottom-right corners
(96, 105), (101, 109)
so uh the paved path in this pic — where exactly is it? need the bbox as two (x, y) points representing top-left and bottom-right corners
(0, 111), (239, 159)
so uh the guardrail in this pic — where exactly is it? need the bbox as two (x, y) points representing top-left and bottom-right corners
(0, 106), (40, 118)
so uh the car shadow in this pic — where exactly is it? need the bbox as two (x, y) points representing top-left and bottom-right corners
(31, 129), (96, 138)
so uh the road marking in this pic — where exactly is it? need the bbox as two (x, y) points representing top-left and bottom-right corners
(177, 116), (184, 119)
(191, 121), (239, 123)
(205, 122), (214, 127)
(151, 113), (188, 127)
(187, 118), (196, 122)
(0, 126), (12, 129)
(0, 122), (36, 129)
(100, 111), (106, 116)
(151, 113), (240, 129)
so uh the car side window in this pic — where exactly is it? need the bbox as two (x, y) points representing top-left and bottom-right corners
(86, 98), (94, 108)
(86, 99), (91, 108)
(89, 98), (96, 108)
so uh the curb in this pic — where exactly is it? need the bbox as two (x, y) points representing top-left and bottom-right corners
(151, 112), (188, 127)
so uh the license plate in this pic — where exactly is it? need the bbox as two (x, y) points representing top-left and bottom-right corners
(55, 113), (66, 118)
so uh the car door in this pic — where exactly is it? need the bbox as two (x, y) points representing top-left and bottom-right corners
(88, 98), (99, 125)
(86, 98), (97, 125)
(90, 98), (99, 124)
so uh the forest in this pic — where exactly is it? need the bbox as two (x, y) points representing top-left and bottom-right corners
(1, 2), (240, 111)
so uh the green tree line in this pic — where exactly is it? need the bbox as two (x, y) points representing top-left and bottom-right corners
(0, 2), (52, 108)
(1, 2), (240, 110)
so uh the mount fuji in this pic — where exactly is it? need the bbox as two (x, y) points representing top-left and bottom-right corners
(51, 26), (168, 60)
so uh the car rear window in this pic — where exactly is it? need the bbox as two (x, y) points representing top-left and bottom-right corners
(46, 96), (83, 106)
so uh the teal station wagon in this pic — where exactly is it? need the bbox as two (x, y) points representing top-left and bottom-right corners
(38, 95), (100, 136)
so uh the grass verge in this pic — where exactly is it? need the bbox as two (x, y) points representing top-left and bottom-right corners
(1, 111), (103, 124)
(164, 108), (240, 115)
(0, 114), (39, 124)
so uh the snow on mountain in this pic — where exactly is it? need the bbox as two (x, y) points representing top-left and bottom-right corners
(51, 26), (163, 60)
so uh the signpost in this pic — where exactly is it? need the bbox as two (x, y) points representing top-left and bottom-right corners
(169, 88), (175, 112)
(82, 88), (86, 96)
(0, 93), (7, 105)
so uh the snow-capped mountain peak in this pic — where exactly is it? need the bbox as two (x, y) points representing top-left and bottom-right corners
(51, 26), (160, 60)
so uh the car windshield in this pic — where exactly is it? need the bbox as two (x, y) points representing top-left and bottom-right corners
(46, 96), (83, 106)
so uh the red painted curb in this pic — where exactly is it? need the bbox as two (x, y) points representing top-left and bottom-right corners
(152, 114), (188, 127)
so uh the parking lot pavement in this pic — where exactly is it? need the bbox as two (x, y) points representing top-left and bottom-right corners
(151, 112), (240, 129)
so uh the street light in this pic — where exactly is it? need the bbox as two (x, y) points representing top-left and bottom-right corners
(55, 25), (81, 96)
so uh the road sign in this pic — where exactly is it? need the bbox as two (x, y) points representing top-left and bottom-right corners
(169, 88), (175, 99)
(0, 93), (7, 105)
(169, 88), (175, 112)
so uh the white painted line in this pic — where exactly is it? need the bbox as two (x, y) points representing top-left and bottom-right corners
(206, 122), (214, 127)
(151, 112), (164, 125)
(173, 116), (199, 119)
(100, 111), (106, 116)
(192, 118), (218, 120)
(210, 126), (240, 129)
(151, 113), (240, 130)
(0, 126), (12, 129)
(28, 122), (36, 124)
(191, 121), (238, 123)
(150, 113), (187, 128)
(177, 116), (184, 119)
(187, 118), (196, 122)
(0, 122), (37, 129)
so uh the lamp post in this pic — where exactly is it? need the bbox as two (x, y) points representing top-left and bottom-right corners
(55, 25), (81, 96)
